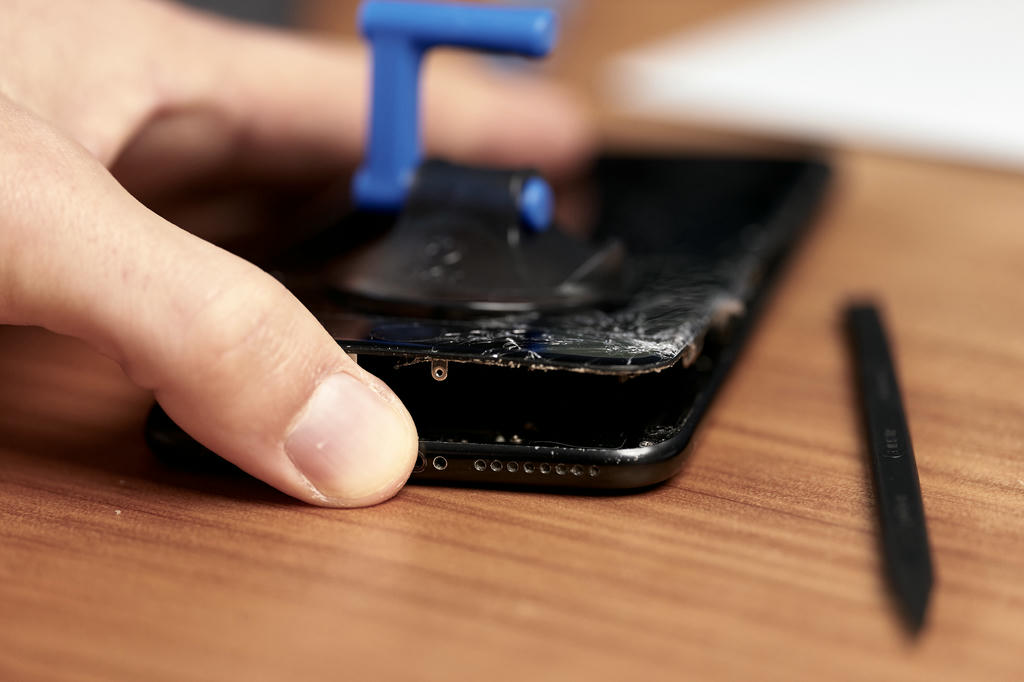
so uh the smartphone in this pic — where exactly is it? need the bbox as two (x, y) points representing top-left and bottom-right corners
(147, 155), (830, 491)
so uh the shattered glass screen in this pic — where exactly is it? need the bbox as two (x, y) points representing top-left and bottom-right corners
(299, 157), (829, 375)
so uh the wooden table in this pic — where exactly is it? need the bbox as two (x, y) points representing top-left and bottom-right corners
(3, 3), (1023, 680)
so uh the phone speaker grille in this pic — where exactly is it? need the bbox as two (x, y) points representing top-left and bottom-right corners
(471, 459), (599, 477)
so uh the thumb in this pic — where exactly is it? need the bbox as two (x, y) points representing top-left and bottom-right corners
(0, 99), (417, 507)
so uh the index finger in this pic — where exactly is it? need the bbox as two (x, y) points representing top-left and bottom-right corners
(135, 7), (593, 183)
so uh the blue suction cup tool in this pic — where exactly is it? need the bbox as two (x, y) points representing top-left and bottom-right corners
(334, 1), (626, 316)
(352, 0), (556, 230)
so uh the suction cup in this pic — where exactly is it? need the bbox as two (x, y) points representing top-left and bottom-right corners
(334, 3), (626, 317)
(329, 161), (627, 317)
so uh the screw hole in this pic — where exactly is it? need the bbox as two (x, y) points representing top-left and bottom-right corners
(507, 461), (519, 473)
(413, 454), (426, 473)
(473, 459), (486, 472)
(523, 462), (535, 474)
(489, 460), (502, 472)
(432, 456), (448, 471)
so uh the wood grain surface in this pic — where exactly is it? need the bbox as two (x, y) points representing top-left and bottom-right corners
(3, 2), (1024, 681)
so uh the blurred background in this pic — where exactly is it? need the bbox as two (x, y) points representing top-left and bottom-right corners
(182, 0), (294, 24)
(179, 0), (1024, 173)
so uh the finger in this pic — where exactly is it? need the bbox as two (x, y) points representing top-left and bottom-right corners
(0, 97), (418, 507)
(114, 6), (593, 191)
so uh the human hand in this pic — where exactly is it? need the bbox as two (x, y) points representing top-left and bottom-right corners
(0, 0), (592, 506)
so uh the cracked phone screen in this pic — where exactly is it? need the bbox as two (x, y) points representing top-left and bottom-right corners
(288, 156), (829, 376)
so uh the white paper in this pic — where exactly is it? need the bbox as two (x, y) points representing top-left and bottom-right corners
(607, 0), (1024, 171)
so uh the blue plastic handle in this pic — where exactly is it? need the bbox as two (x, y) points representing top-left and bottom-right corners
(352, 1), (558, 231)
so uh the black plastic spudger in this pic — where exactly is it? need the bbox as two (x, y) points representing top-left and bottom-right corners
(845, 303), (933, 633)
